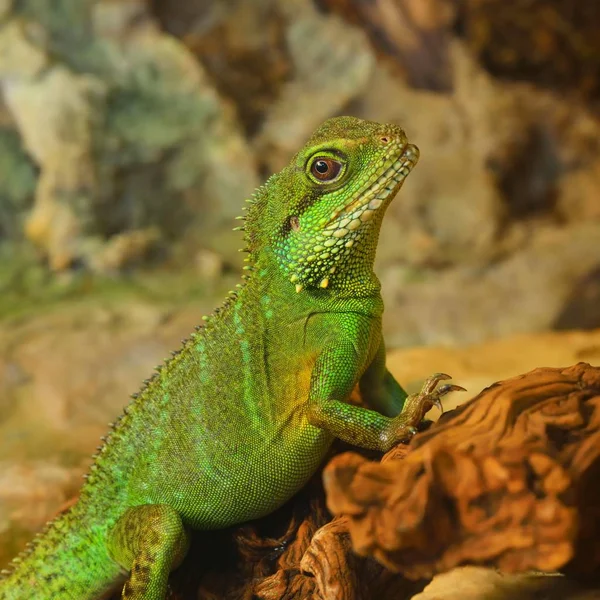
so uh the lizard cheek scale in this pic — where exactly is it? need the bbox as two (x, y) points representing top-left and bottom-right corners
(270, 133), (419, 293)
(0, 116), (461, 600)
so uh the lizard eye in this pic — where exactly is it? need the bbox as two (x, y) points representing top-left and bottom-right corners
(309, 157), (343, 182)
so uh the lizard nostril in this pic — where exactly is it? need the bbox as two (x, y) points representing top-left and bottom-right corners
(380, 136), (389, 144)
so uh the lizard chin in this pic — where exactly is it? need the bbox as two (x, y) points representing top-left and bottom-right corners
(288, 143), (420, 292)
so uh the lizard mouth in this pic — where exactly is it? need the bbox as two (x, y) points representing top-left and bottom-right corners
(324, 143), (420, 230)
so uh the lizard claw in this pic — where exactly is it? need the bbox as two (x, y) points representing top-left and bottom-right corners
(427, 383), (468, 414)
(405, 374), (466, 419)
(419, 372), (451, 396)
(431, 396), (444, 414)
(386, 374), (466, 447)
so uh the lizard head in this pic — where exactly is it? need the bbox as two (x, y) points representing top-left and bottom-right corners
(244, 116), (419, 292)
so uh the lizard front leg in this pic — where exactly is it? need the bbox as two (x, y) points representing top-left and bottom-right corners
(107, 504), (190, 600)
(306, 341), (462, 452)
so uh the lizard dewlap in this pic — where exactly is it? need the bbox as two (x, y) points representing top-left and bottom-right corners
(0, 116), (461, 600)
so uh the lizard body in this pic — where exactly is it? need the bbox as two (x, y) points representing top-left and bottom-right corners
(0, 117), (459, 599)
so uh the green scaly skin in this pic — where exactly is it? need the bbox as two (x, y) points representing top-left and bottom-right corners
(0, 117), (461, 599)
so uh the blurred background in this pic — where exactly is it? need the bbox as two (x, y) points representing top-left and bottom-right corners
(1, 0), (600, 569)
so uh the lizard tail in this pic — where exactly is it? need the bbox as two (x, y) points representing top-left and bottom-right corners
(0, 506), (123, 600)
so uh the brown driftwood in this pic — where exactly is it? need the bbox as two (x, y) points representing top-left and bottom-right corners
(324, 363), (600, 580)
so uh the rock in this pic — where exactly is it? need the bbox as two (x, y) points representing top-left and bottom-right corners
(460, 0), (600, 108)
(0, 461), (83, 563)
(194, 248), (224, 281)
(413, 567), (599, 600)
(0, 124), (37, 242)
(317, 0), (457, 91)
(381, 223), (600, 346)
(386, 327), (600, 411)
(6, 65), (106, 271)
(86, 228), (162, 273)
(153, 0), (291, 135)
(0, 0), (259, 272)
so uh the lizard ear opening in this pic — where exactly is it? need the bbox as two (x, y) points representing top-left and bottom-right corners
(280, 215), (300, 238)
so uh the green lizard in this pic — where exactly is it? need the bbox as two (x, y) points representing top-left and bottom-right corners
(0, 116), (462, 599)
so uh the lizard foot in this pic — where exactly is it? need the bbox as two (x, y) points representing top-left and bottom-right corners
(414, 372), (467, 415)
(384, 373), (466, 447)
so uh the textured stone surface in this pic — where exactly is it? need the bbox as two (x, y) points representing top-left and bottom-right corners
(414, 568), (600, 600)
(0, 0), (258, 271)
(381, 223), (600, 346)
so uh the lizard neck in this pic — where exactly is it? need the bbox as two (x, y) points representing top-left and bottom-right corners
(246, 246), (384, 317)
(242, 176), (385, 301)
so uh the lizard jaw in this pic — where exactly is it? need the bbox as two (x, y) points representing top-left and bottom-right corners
(324, 143), (420, 231)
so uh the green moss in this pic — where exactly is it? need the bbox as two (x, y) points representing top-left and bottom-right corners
(13, 0), (94, 68)
(0, 246), (233, 320)
(0, 127), (37, 239)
